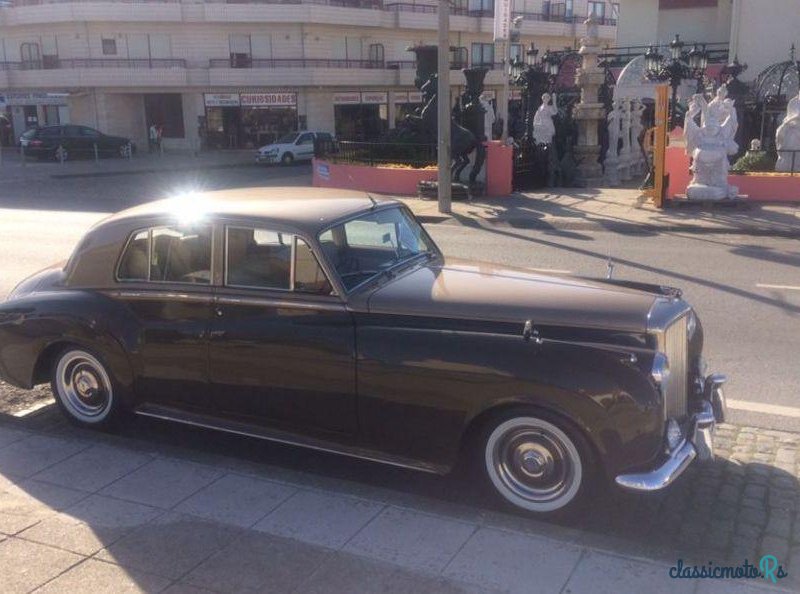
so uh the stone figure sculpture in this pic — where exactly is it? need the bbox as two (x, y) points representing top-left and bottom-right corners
(604, 99), (622, 185)
(618, 99), (633, 181)
(481, 96), (496, 141)
(533, 93), (558, 145)
(776, 91), (800, 172)
(631, 98), (647, 175)
(683, 87), (740, 200)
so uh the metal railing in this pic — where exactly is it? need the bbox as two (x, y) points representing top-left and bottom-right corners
(3, 58), (186, 69)
(209, 58), (384, 69)
(331, 140), (436, 168)
(5, 0), (178, 4)
(383, 2), (470, 15)
(386, 59), (468, 70)
(775, 150), (800, 175)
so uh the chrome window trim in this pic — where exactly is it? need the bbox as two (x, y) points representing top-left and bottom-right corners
(214, 294), (346, 312)
(114, 224), (214, 286)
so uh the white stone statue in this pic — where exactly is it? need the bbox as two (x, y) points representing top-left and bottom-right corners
(480, 96), (496, 141)
(631, 98), (646, 174)
(776, 91), (800, 172)
(533, 93), (558, 145)
(618, 99), (633, 180)
(684, 87), (740, 200)
(606, 99), (621, 160)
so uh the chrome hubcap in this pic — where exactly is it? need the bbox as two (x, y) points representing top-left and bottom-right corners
(55, 351), (113, 421)
(486, 417), (582, 512)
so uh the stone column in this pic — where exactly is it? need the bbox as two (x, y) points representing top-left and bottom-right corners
(573, 16), (605, 187)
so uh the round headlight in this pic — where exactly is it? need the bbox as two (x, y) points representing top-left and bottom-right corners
(666, 418), (683, 450)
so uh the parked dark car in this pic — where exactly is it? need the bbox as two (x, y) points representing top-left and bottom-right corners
(0, 188), (726, 515)
(20, 125), (136, 160)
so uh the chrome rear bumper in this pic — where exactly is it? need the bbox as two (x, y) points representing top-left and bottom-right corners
(615, 374), (727, 492)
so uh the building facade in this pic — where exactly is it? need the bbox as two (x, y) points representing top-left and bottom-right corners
(616, 0), (800, 82)
(0, 0), (618, 150)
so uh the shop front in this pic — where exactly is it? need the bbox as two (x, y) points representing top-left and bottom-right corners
(333, 92), (388, 141)
(392, 91), (423, 128)
(0, 92), (69, 146)
(204, 91), (298, 149)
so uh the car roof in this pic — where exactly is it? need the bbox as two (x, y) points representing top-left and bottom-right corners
(99, 187), (398, 236)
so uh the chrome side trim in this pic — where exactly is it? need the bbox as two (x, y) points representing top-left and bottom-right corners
(214, 295), (346, 312)
(134, 403), (446, 475)
(102, 290), (212, 303)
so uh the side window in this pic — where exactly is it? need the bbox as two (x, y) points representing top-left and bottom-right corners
(79, 126), (100, 138)
(297, 133), (314, 145)
(226, 227), (292, 290)
(117, 230), (149, 281)
(150, 226), (212, 284)
(295, 238), (332, 295)
(345, 219), (397, 249)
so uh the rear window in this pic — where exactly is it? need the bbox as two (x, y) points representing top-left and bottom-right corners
(21, 129), (37, 139)
(117, 225), (212, 284)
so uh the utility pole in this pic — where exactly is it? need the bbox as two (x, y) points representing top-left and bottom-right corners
(436, 0), (451, 214)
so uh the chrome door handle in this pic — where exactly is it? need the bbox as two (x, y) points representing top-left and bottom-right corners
(209, 330), (226, 338)
(214, 307), (224, 317)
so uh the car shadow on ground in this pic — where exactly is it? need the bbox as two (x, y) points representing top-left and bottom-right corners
(2, 404), (799, 590)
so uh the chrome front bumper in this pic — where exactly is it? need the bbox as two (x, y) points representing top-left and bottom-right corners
(615, 373), (727, 492)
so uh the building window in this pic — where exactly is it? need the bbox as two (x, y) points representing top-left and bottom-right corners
(468, 0), (493, 16)
(229, 34), (252, 68)
(588, 1), (605, 19)
(143, 94), (185, 139)
(544, 1), (573, 20)
(471, 43), (494, 68)
(611, 2), (620, 19)
(20, 42), (41, 69)
(102, 38), (117, 56)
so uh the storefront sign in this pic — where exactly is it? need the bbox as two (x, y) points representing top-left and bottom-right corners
(240, 92), (297, 107)
(408, 91), (423, 103)
(361, 92), (388, 105)
(4, 92), (68, 106)
(204, 93), (240, 107)
(333, 92), (362, 105)
(392, 92), (409, 104)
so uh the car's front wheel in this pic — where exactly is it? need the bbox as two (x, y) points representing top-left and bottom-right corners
(281, 152), (294, 165)
(481, 410), (594, 515)
(51, 348), (124, 428)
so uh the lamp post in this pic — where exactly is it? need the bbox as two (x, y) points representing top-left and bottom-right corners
(644, 34), (708, 129)
(510, 42), (560, 144)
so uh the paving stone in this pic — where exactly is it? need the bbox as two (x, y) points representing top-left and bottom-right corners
(184, 530), (328, 592)
(759, 535), (790, 563)
(0, 480), (88, 535)
(740, 507), (769, 527)
(344, 506), (476, 574)
(162, 583), (216, 594)
(561, 551), (692, 594)
(100, 458), (223, 509)
(301, 550), (494, 594)
(254, 489), (383, 550)
(0, 434), (87, 478)
(19, 494), (162, 555)
(0, 537), (83, 594)
(175, 472), (296, 528)
(35, 558), (171, 593)
(765, 510), (793, 539)
(696, 579), (792, 593)
(96, 511), (240, 580)
(34, 444), (154, 493)
(0, 425), (31, 449)
(443, 527), (582, 593)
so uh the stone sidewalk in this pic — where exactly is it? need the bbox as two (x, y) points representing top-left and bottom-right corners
(0, 408), (798, 594)
(402, 189), (800, 237)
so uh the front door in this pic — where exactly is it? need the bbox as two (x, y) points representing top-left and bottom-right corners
(294, 132), (316, 160)
(208, 224), (357, 436)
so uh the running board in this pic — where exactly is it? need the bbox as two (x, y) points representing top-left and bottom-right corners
(134, 403), (446, 475)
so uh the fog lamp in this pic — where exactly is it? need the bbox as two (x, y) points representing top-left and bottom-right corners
(666, 418), (683, 451)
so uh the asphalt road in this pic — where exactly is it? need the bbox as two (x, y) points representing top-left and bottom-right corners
(0, 161), (798, 431)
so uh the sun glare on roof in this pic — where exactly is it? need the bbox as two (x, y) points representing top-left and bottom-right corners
(169, 190), (211, 227)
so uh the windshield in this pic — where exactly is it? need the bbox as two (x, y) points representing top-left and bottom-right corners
(319, 207), (436, 292)
(276, 133), (300, 144)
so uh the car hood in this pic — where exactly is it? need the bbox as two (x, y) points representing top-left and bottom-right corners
(365, 258), (659, 333)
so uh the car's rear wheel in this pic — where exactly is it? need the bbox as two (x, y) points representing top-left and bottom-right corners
(481, 410), (594, 515)
(53, 146), (68, 161)
(281, 152), (294, 165)
(51, 348), (123, 428)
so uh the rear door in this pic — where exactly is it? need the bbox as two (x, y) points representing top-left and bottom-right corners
(115, 224), (215, 411)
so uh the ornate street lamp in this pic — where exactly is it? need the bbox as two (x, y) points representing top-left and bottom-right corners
(644, 34), (708, 129)
(510, 42), (561, 144)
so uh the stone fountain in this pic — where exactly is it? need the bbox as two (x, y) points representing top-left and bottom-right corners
(572, 16), (605, 186)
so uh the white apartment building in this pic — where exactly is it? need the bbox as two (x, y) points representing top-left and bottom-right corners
(0, 0), (618, 151)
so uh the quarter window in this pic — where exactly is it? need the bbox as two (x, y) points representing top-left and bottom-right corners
(117, 225), (212, 284)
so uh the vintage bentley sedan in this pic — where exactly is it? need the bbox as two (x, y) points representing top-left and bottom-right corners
(0, 188), (726, 515)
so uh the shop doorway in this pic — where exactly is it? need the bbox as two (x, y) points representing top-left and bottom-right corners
(335, 104), (387, 140)
(205, 105), (297, 149)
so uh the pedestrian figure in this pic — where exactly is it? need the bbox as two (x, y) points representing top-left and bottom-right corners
(156, 124), (164, 153)
(148, 123), (158, 153)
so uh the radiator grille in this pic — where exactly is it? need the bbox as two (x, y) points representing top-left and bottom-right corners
(664, 315), (688, 419)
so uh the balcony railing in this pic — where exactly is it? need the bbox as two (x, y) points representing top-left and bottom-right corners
(4, 58), (187, 69)
(383, 2), (471, 16)
(224, 0), (383, 7)
(5, 0), (179, 5)
(209, 58), (385, 68)
(386, 59), (469, 70)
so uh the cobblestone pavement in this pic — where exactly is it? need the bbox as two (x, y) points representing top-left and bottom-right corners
(0, 402), (798, 593)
